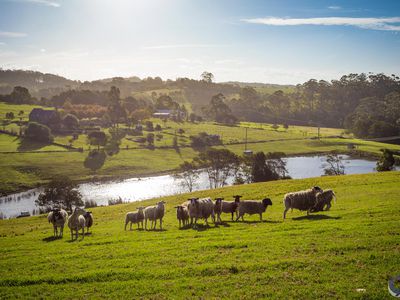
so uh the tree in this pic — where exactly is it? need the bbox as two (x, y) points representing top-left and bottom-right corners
(244, 152), (288, 182)
(205, 93), (237, 124)
(88, 131), (107, 150)
(194, 148), (240, 189)
(84, 150), (106, 174)
(173, 161), (199, 192)
(5, 112), (14, 120)
(376, 149), (395, 171)
(201, 71), (214, 83)
(63, 114), (79, 129)
(35, 176), (83, 212)
(24, 122), (53, 143)
(107, 86), (126, 127)
(323, 152), (345, 175)
(146, 133), (154, 147)
(10, 86), (32, 104)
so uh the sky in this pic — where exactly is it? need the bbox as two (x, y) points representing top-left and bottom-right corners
(0, 0), (399, 84)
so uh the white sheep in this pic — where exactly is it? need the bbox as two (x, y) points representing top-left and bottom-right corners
(67, 207), (86, 240)
(125, 207), (145, 230)
(236, 198), (273, 221)
(283, 186), (322, 219)
(47, 208), (68, 238)
(221, 195), (241, 221)
(188, 197), (215, 226)
(174, 203), (190, 228)
(144, 201), (166, 230)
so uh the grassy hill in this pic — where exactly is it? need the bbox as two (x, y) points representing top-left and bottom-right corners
(0, 171), (399, 298)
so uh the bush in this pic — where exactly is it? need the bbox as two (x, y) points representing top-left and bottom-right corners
(190, 132), (222, 148)
(63, 114), (79, 129)
(24, 122), (53, 143)
(155, 124), (162, 131)
(108, 197), (125, 206)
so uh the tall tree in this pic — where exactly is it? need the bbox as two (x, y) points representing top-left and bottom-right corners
(200, 71), (214, 83)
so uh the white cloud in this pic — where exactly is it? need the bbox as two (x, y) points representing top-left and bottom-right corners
(0, 42), (6, 46)
(12, 0), (60, 7)
(241, 17), (400, 31)
(328, 6), (341, 10)
(143, 44), (225, 50)
(0, 31), (27, 37)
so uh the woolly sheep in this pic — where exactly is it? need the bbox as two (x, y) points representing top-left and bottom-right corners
(221, 195), (242, 221)
(83, 211), (93, 233)
(67, 207), (86, 240)
(175, 203), (189, 228)
(283, 186), (322, 219)
(125, 207), (145, 230)
(311, 189), (336, 212)
(188, 197), (215, 226)
(236, 198), (273, 221)
(144, 201), (166, 230)
(47, 208), (68, 238)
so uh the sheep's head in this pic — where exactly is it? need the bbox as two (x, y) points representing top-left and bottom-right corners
(262, 198), (273, 207)
(157, 201), (166, 208)
(74, 207), (86, 215)
(188, 198), (199, 205)
(175, 205), (184, 213)
(312, 186), (322, 194)
(233, 195), (242, 202)
(137, 206), (145, 213)
(215, 197), (224, 204)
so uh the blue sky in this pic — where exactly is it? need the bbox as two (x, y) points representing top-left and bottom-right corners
(0, 0), (399, 84)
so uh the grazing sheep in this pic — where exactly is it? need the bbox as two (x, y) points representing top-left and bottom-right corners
(221, 195), (242, 221)
(188, 197), (215, 226)
(283, 186), (322, 219)
(311, 189), (336, 212)
(125, 207), (145, 230)
(83, 211), (93, 233)
(67, 207), (86, 240)
(213, 198), (224, 223)
(236, 198), (273, 221)
(144, 201), (166, 230)
(175, 204), (190, 228)
(47, 208), (68, 238)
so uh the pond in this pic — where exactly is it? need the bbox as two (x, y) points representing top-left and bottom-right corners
(0, 154), (386, 218)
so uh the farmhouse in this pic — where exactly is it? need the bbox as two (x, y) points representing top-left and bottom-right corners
(153, 109), (186, 120)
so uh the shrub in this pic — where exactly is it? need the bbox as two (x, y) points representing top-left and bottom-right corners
(24, 122), (53, 143)
(85, 200), (98, 208)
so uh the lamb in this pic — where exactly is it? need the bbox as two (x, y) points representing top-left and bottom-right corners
(311, 189), (336, 212)
(83, 211), (93, 233)
(283, 186), (322, 219)
(188, 197), (215, 226)
(47, 208), (68, 238)
(221, 195), (241, 221)
(236, 198), (273, 221)
(125, 207), (145, 230)
(67, 207), (86, 240)
(175, 204), (189, 228)
(144, 201), (166, 230)
(213, 198), (223, 223)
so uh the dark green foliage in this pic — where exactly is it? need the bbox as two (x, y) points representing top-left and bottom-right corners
(204, 93), (237, 124)
(146, 133), (154, 147)
(246, 151), (287, 182)
(154, 124), (162, 131)
(24, 122), (53, 143)
(5, 112), (14, 119)
(376, 149), (395, 171)
(190, 132), (222, 149)
(145, 121), (154, 131)
(84, 150), (106, 173)
(88, 131), (107, 149)
(62, 113), (79, 129)
(35, 175), (83, 211)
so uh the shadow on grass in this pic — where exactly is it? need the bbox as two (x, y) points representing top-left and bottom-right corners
(292, 215), (342, 221)
(17, 138), (52, 152)
(239, 220), (281, 224)
(145, 228), (167, 232)
(214, 221), (231, 227)
(42, 236), (62, 242)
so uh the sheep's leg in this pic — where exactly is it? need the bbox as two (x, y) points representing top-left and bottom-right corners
(60, 225), (63, 237)
(145, 219), (148, 230)
(231, 212), (234, 221)
(235, 214), (240, 222)
(71, 229), (74, 240)
(283, 207), (289, 219)
(260, 213), (263, 221)
(307, 210), (310, 216)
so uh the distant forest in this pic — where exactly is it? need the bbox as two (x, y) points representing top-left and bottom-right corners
(1, 69), (399, 138)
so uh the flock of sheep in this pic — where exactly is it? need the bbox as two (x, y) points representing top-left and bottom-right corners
(47, 186), (336, 240)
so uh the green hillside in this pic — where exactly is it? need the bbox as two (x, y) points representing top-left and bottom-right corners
(0, 171), (399, 298)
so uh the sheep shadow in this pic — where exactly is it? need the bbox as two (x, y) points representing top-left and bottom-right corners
(84, 232), (93, 236)
(239, 220), (281, 224)
(191, 224), (221, 232)
(292, 215), (342, 221)
(214, 221), (231, 228)
(42, 236), (62, 242)
(145, 228), (167, 232)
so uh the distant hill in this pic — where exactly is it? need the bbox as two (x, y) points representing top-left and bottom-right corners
(223, 81), (296, 94)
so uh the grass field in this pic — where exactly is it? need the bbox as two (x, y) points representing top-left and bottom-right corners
(0, 171), (399, 298)
(2, 101), (400, 195)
